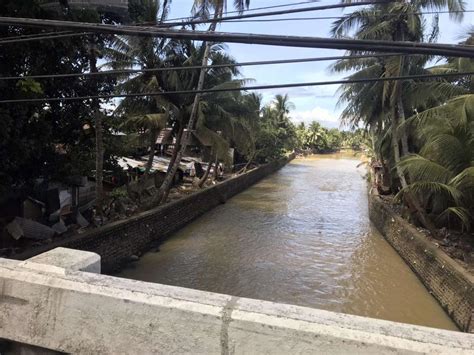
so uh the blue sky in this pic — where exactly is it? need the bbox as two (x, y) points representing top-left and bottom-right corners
(167, 1), (473, 128)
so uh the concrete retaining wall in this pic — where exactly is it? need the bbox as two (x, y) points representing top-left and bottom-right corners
(13, 156), (293, 273)
(369, 195), (474, 333)
(1, 248), (473, 354)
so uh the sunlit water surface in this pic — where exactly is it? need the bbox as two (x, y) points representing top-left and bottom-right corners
(119, 154), (457, 330)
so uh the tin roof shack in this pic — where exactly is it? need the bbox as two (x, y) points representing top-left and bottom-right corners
(117, 156), (193, 191)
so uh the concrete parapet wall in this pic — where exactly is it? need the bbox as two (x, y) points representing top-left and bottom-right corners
(369, 195), (474, 332)
(14, 156), (293, 273)
(1, 248), (473, 354)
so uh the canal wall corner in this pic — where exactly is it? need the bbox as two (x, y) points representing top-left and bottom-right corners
(368, 194), (474, 333)
(13, 154), (295, 273)
(1, 247), (474, 354)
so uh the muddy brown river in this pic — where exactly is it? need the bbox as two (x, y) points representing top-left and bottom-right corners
(119, 154), (457, 330)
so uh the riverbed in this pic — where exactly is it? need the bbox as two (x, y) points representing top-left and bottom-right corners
(118, 154), (457, 330)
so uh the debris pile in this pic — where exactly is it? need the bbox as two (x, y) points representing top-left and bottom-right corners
(0, 177), (95, 257)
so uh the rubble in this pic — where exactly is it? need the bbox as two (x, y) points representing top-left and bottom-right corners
(51, 218), (67, 234)
(6, 217), (55, 240)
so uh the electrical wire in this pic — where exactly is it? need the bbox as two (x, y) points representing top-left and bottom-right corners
(1, 8), (469, 44)
(0, 17), (472, 58)
(156, 2), (383, 28)
(0, 31), (90, 44)
(0, 30), (73, 41)
(0, 53), (416, 81)
(222, 10), (473, 23)
(163, 1), (320, 23)
(0, 71), (471, 104)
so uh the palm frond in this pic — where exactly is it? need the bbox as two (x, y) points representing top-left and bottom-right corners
(398, 154), (454, 183)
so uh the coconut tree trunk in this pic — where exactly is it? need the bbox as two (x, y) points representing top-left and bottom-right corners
(156, 14), (220, 205)
(198, 159), (213, 188)
(397, 93), (410, 157)
(144, 128), (158, 177)
(238, 151), (255, 174)
(89, 39), (104, 218)
(212, 155), (219, 180)
(167, 123), (184, 174)
(391, 111), (438, 235)
(146, 121), (184, 207)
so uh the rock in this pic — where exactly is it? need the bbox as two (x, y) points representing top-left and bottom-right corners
(439, 238), (450, 247)
(51, 218), (68, 234)
(129, 255), (140, 262)
(6, 217), (55, 240)
(5, 218), (23, 240)
(76, 211), (90, 228)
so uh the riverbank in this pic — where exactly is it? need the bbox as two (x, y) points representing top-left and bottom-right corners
(11, 155), (294, 272)
(369, 194), (474, 332)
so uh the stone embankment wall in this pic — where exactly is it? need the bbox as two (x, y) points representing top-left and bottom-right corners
(369, 195), (474, 333)
(1, 248), (473, 354)
(14, 155), (294, 272)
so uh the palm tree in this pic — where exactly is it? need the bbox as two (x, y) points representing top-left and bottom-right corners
(398, 95), (474, 231)
(307, 121), (326, 150)
(273, 94), (295, 122)
(331, 0), (465, 232)
(157, 0), (251, 204)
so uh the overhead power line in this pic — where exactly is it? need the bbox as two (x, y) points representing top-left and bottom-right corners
(0, 30), (73, 41)
(0, 53), (418, 81)
(223, 10), (474, 23)
(1, 9), (470, 44)
(157, 1), (382, 27)
(0, 31), (90, 44)
(0, 17), (472, 58)
(0, 71), (472, 104)
(2, 9), (470, 44)
(163, 0), (320, 23)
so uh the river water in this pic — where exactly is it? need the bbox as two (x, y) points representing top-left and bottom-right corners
(118, 154), (457, 330)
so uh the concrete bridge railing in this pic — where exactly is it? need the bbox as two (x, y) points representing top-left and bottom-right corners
(1, 248), (473, 354)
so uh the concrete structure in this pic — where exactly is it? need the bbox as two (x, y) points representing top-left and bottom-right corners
(1, 248), (473, 354)
(369, 195), (474, 332)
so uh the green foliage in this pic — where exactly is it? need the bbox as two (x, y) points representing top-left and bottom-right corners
(16, 78), (43, 94)
(294, 121), (363, 153)
(397, 95), (474, 231)
(332, 0), (471, 234)
(0, 1), (111, 195)
(254, 95), (298, 162)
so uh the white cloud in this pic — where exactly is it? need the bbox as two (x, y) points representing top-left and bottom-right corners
(291, 107), (340, 128)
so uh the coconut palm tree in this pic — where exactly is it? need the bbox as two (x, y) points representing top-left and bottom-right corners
(157, 0), (251, 204)
(273, 94), (295, 122)
(331, 0), (465, 232)
(398, 94), (474, 231)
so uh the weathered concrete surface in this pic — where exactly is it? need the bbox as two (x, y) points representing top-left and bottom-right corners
(1, 248), (473, 354)
(369, 195), (474, 332)
(26, 247), (101, 274)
